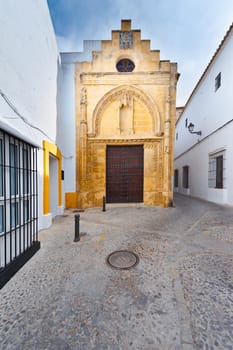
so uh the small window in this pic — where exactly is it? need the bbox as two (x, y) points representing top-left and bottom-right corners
(185, 118), (188, 128)
(215, 72), (221, 91)
(174, 169), (179, 187)
(216, 155), (223, 188)
(176, 132), (178, 140)
(116, 59), (135, 72)
(208, 151), (225, 189)
(182, 166), (189, 189)
(0, 139), (3, 197)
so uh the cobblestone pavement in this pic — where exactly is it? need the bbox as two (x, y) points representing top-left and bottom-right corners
(1, 194), (233, 350)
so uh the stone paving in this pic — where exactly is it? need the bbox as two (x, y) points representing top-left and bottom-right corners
(1, 194), (233, 349)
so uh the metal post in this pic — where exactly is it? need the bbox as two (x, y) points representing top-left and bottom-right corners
(74, 214), (80, 242)
(102, 196), (106, 212)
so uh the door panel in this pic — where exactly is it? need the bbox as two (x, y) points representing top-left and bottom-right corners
(106, 145), (143, 203)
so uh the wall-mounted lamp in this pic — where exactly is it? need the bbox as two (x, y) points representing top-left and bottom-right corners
(188, 122), (202, 136)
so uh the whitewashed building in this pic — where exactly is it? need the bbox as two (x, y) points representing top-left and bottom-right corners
(0, 0), (63, 287)
(174, 23), (233, 205)
(57, 40), (102, 207)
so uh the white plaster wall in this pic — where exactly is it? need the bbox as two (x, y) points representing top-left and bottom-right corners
(175, 30), (233, 158)
(61, 40), (102, 63)
(175, 121), (233, 205)
(0, 0), (61, 229)
(57, 41), (102, 195)
(56, 64), (76, 194)
(0, 0), (59, 144)
(174, 27), (233, 206)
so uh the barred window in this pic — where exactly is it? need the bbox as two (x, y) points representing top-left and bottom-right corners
(215, 72), (221, 91)
(174, 169), (179, 187)
(182, 166), (189, 189)
(0, 130), (38, 271)
(10, 201), (19, 228)
(208, 151), (225, 189)
(0, 205), (3, 233)
(0, 139), (2, 197)
(10, 143), (19, 196)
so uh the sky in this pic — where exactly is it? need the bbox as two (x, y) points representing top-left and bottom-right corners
(47, 0), (233, 106)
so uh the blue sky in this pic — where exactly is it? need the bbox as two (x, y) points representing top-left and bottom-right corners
(47, 0), (233, 106)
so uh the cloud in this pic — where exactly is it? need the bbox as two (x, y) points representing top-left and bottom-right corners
(48, 0), (233, 104)
(56, 35), (81, 52)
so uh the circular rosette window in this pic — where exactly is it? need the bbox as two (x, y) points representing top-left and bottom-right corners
(116, 58), (135, 72)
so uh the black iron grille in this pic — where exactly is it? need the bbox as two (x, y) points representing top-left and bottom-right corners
(0, 129), (40, 288)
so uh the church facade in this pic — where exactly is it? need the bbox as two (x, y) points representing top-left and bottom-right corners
(59, 20), (178, 208)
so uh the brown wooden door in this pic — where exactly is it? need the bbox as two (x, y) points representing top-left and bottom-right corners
(106, 145), (143, 203)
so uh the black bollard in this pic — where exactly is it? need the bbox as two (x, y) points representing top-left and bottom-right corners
(74, 214), (80, 242)
(102, 196), (106, 212)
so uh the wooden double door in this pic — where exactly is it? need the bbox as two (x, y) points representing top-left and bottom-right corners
(106, 145), (143, 203)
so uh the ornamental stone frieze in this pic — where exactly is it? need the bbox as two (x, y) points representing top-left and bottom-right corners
(80, 72), (171, 86)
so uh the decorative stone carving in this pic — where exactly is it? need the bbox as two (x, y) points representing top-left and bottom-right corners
(80, 87), (87, 105)
(144, 143), (159, 149)
(119, 93), (133, 108)
(92, 85), (161, 136)
(81, 73), (170, 85)
(152, 143), (162, 172)
(88, 138), (161, 145)
(119, 94), (134, 135)
(120, 31), (133, 49)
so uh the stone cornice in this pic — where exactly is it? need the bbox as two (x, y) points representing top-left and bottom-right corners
(87, 137), (163, 143)
(80, 72), (170, 85)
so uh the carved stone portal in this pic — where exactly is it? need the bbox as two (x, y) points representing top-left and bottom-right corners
(74, 20), (178, 210)
(119, 94), (134, 135)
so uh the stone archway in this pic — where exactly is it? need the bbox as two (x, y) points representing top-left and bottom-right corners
(91, 85), (162, 137)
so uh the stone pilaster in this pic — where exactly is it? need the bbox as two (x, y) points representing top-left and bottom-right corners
(79, 88), (88, 186)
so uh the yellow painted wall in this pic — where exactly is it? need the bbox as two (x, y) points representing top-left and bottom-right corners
(43, 140), (62, 214)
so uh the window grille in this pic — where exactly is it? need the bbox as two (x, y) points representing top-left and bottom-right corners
(174, 169), (179, 187)
(182, 166), (189, 189)
(0, 129), (40, 288)
(215, 72), (221, 91)
(116, 58), (135, 72)
(208, 151), (225, 189)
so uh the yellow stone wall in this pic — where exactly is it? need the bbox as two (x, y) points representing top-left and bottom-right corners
(74, 20), (178, 208)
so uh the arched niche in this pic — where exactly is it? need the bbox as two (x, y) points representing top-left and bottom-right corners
(91, 85), (162, 137)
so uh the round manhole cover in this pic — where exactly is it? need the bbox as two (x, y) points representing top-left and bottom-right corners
(106, 250), (139, 270)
